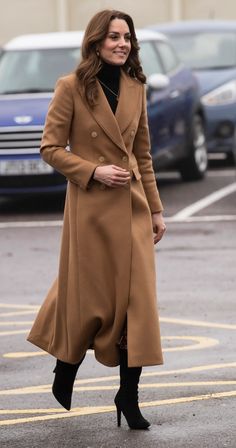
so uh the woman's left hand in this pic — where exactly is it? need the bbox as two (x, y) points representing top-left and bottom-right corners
(152, 212), (166, 244)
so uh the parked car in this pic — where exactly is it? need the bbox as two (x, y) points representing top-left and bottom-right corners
(150, 20), (236, 163)
(0, 29), (207, 195)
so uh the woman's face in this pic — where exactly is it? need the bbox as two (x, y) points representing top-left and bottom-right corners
(99, 18), (131, 65)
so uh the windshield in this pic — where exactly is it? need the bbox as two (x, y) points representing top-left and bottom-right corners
(168, 32), (236, 70)
(0, 48), (81, 94)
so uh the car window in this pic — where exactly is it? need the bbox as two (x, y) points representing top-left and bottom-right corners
(167, 32), (236, 70)
(0, 48), (81, 94)
(139, 41), (164, 76)
(154, 40), (179, 73)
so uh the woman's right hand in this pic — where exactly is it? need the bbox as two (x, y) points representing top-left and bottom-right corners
(93, 165), (131, 188)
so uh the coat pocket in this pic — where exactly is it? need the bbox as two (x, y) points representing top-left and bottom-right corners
(132, 166), (142, 181)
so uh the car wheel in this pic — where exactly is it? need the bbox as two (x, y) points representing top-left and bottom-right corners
(179, 114), (208, 181)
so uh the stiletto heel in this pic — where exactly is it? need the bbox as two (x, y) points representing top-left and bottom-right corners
(116, 403), (121, 427)
(114, 349), (150, 430)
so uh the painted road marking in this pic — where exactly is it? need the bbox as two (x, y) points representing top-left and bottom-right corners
(172, 182), (236, 221)
(0, 380), (235, 397)
(0, 303), (234, 427)
(165, 215), (236, 223)
(2, 336), (218, 358)
(1, 304), (235, 332)
(0, 304), (39, 310)
(0, 220), (63, 229)
(0, 390), (236, 426)
(1, 362), (236, 396)
(0, 329), (29, 336)
(0, 321), (33, 326)
(161, 316), (236, 330)
(3, 351), (48, 358)
(0, 310), (37, 317)
(1, 213), (236, 229)
(158, 169), (235, 179)
(162, 335), (218, 352)
(1, 213), (236, 228)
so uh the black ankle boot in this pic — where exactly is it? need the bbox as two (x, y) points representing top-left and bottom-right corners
(114, 349), (150, 429)
(52, 354), (85, 410)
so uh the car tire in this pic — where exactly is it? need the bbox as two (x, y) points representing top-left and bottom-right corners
(179, 114), (208, 181)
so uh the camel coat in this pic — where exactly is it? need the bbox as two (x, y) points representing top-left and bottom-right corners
(27, 70), (164, 367)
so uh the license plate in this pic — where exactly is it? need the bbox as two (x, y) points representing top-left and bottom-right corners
(0, 159), (53, 175)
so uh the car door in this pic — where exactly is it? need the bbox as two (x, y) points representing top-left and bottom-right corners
(139, 40), (172, 162)
(154, 40), (194, 160)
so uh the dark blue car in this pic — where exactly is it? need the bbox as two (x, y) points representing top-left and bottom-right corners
(0, 29), (207, 195)
(150, 20), (236, 163)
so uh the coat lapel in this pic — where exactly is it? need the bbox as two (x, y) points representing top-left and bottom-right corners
(77, 70), (141, 153)
(115, 70), (141, 135)
(91, 80), (126, 153)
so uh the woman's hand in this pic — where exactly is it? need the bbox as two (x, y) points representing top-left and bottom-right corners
(93, 165), (131, 187)
(152, 212), (166, 244)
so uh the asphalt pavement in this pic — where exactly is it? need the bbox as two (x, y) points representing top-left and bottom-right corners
(0, 163), (236, 448)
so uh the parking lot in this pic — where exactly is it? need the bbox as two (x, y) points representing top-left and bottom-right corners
(0, 162), (236, 448)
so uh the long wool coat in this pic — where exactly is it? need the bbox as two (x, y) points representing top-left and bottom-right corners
(27, 69), (164, 368)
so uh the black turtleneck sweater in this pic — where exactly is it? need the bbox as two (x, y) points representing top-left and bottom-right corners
(97, 62), (121, 114)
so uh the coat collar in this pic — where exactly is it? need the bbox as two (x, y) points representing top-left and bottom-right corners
(78, 70), (141, 153)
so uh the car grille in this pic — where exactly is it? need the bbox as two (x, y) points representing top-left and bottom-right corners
(0, 125), (43, 155)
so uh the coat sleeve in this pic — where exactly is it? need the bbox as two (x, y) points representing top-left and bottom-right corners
(40, 77), (98, 190)
(133, 85), (163, 213)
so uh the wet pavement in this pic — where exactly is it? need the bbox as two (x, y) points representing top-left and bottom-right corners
(0, 164), (236, 447)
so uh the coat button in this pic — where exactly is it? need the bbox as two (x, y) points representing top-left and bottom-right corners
(98, 156), (105, 162)
(130, 130), (135, 136)
(122, 155), (128, 162)
(91, 131), (98, 138)
(100, 184), (106, 190)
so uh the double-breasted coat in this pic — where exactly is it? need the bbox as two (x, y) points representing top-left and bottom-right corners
(27, 69), (164, 368)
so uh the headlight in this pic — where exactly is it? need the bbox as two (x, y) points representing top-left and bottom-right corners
(201, 80), (236, 106)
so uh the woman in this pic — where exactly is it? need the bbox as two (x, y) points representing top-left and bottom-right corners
(27, 9), (166, 430)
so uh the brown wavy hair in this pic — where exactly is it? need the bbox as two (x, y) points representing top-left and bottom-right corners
(76, 9), (146, 106)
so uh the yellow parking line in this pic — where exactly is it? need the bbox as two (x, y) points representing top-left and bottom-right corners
(160, 316), (236, 330)
(1, 380), (236, 397)
(0, 303), (39, 310)
(3, 351), (48, 358)
(0, 303), (235, 331)
(0, 311), (37, 317)
(2, 336), (218, 358)
(0, 330), (29, 336)
(0, 321), (33, 326)
(0, 408), (67, 415)
(1, 362), (236, 396)
(162, 335), (218, 351)
(73, 380), (236, 392)
(1, 390), (236, 426)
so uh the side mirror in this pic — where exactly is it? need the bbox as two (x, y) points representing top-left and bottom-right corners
(147, 73), (170, 90)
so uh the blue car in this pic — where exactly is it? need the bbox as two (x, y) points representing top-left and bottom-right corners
(0, 29), (207, 195)
(150, 20), (236, 163)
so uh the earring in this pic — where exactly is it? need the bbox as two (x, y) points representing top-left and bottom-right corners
(96, 50), (100, 56)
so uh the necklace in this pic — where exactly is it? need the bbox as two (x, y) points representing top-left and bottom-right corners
(99, 80), (119, 101)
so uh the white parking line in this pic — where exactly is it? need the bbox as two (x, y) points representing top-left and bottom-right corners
(1, 214), (236, 229)
(158, 169), (235, 179)
(0, 220), (63, 229)
(172, 182), (236, 221)
(0, 182), (235, 229)
(165, 215), (236, 223)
